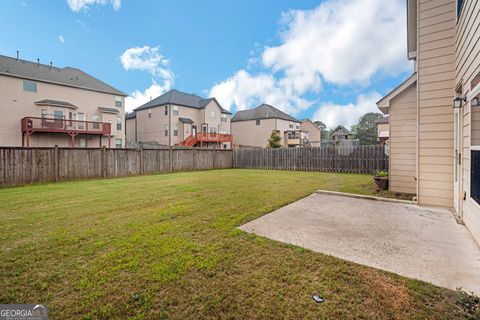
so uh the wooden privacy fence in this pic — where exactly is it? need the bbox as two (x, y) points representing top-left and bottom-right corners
(234, 145), (389, 174)
(0, 147), (233, 187)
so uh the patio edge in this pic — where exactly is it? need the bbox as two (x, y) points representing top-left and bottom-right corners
(314, 190), (416, 205)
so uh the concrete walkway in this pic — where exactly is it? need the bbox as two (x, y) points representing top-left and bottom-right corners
(239, 193), (480, 293)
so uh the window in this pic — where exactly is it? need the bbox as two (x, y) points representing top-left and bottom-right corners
(53, 110), (64, 119)
(92, 115), (100, 129)
(470, 73), (480, 204)
(115, 96), (123, 108)
(164, 124), (169, 136)
(221, 114), (228, 123)
(295, 124), (300, 129)
(256, 119), (261, 126)
(173, 106), (179, 116)
(115, 139), (122, 148)
(23, 80), (37, 93)
(116, 117), (122, 130)
(210, 111), (216, 118)
(209, 127), (217, 134)
(40, 109), (47, 117)
(457, 0), (465, 18)
(148, 109), (152, 118)
(173, 124), (178, 136)
(165, 106), (168, 115)
(289, 123), (293, 129)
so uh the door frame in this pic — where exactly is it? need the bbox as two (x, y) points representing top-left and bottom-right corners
(454, 107), (463, 219)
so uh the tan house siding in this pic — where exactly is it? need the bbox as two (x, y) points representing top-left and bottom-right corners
(417, 0), (456, 207)
(0, 74), (125, 147)
(231, 118), (276, 148)
(301, 120), (321, 142)
(129, 99), (231, 147)
(389, 84), (417, 194)
(456, 0), (480, 244)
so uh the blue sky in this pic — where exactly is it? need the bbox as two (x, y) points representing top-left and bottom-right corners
(0, 0), (412, 128)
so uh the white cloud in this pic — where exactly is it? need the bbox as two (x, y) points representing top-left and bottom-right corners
(210, 0), (409, 126)
(58, 36), (65, 44)
(121, 46), (175, 112)
(210, 70), (312, 115)
(66, 0), (121, 12)
(313, 92), (383, 129)
(125, 80), (172, 112)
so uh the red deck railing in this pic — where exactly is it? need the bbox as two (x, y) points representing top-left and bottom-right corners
(195, 133), (233, 143)
(21, 116), (111, 136)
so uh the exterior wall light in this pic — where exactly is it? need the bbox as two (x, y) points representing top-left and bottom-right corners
(454, 96), (466, 108)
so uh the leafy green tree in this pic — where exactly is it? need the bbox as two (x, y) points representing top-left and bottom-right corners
(314, 120), (329, 139)
(351, 112), (384, 145)
(267, 130), (282, 148)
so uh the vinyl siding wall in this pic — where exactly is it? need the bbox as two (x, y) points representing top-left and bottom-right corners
(417, 0), (456, 207)
(389, 84), (417, 194)
(455, 0), (480, 244)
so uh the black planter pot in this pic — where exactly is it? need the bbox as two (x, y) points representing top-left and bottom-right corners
(374, 176), (389, 191)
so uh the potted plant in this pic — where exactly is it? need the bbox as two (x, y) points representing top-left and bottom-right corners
(374, 171), (389, 191)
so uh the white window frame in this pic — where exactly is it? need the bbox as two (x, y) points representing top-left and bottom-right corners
(173, 106), (179, 116)
(210, 110), (216, 118)
(115, 96), (123, 108)
(116, 117), (122, 131)
(468, 77), (480, 207)
(115, 138), (123, 148)
(173, 124), (178, 136)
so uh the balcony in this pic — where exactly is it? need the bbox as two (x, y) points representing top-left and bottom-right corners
(179, 133), (233, 147)
(21, 116), (111, 147)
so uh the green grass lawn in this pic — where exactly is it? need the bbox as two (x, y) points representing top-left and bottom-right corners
(0, 169), (473, 319)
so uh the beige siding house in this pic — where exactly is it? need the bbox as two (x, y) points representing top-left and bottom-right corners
(377, 0), (480, 244)
(125, 89), (232, 148)
(301, 119), (322, 145)
(231, 104), (306, 148)
(0, 54), (126, 148)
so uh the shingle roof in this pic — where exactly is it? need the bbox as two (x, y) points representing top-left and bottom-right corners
(98, 107), (119, 114)
(34, 99), (77, 109)
(179, 117), (194, 124)
(231, 104), (299, 122)
(125, 112), (136, 120)
(376, 116), (389, 124)
(0, 54), (126, 96)
(134, 89), (232, 114)
(331, 125), (351, 136)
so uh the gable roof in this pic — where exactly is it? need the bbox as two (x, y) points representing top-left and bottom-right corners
(376, 73), (417, 114)
(376, 116), (389, 124)
(331, 125), (351, 136)
(0, 54), (126, 96)
(231, 104), (299, 122)
(134, 89), (231, 114)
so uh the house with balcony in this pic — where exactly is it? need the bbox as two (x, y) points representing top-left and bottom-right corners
(125, 89), (232, 149)
(231, 104), (308, 148)
(376, 0), (480, 244)
(0, 54), (126, 148)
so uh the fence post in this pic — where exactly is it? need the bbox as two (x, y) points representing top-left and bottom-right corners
(193, 148), (196, 171)
(140, 147), (144, 175)
(213, 146), (216, 169)
(101, 146), (106, 178)
(54, 146), (59, 182)
(169, 146), (173, 173)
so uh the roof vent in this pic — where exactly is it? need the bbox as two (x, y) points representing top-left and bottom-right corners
(37, 58), (40, 66)
(16, 50), (19, 61)
(49, 62), (52, 70)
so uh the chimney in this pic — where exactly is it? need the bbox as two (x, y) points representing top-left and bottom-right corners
(149, 96), (152, 101)
(37, 58), (40, 66)
(16, 50), (19, 61)
(49, 62), (52, 70)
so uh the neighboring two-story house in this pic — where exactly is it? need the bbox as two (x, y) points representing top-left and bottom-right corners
(231, 104), (307, 148)
(301, 119), (322, 146)
(0, 54), (126, 148)
(330, 125), (352, 144)
(376, 116), (389, 144)
(125, 89), (232, 149)
(377, 0), (480, 244)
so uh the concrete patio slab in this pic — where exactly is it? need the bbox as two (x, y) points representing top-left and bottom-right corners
(239, 193), (480, 293)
